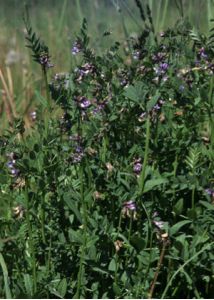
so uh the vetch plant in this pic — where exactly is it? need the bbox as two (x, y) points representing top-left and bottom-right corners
(1, 1), (214, 298)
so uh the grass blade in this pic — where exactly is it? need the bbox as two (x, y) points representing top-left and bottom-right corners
(0, 253), (12, 299)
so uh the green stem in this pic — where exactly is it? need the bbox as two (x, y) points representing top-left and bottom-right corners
(76, 164), (87, 298)
(46, 234), (52, 275)
(172, 154), (178, 206)
(136, 202), (153, 298)
(139, 117), (150, 194)
(41, 194), (46, 244)
(208, 76), (214, 147)
(128, 215), (133, 242)
(25, 185), (37, 294)
(43, 67), (51, 109)
(42, 67), (51, 138)
(114, 212), (123, 285)
(148, 239), (168, 299)
(191, 186), (195, 210)
(0, 253), (12, 299)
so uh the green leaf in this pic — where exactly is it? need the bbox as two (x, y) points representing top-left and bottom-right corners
(146, 91), (160, 111)
(68, 229), (83, 244)
(199, 200), (214, 210)
(173, 198), (184, 215)
(63, 193), (82, 223)
(57, 278), (67, 298)
(143, 178), (168, 193)
(23, 274), (33, 297)
(35, 90), (48, 108)
(108, 258), (116, 272)
(124, 85), (139, 102)
(29, 151), (36, 160)
(123, 81), (145, 104)
(0, 253), (12, 299)
(113, 283), (121, 295)
(92, 267), (109, 275)
(0, 172), (8, 184)
(170, 220), (192, 236)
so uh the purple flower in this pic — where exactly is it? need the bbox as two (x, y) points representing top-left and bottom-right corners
(162, 75), (168, 82)
(205, 188), (214, 197)
(71, 146), (84, 164)
(120, 79), (128, 87)
(138, 112), (147, 122)
(122, 200), (137, 219)
(123, 200), (136, 211)
(133, 162), (142, 175)
(75, 146), (83, 153)
(10, 168), (20, 177)
(199, 47), (208, 60)
(92, 103), (105, 115)
(7, 161), (15, 168)
(159, 62), (169, 71)
(152, 211), (165, 230)
(6, 158), (20, 177)
(153, 104), (161, 111)
(159, 99), (165, 105)
(154, 62), (169, 77)
(39, 52), (53, 69)
(71, 41), (82, 55)
(79, 97), (91, 109)
(153, 220), (165, 230)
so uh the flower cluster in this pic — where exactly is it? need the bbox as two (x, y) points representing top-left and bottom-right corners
(77, 96), (91, 109)
(152, 212), (168, 241)
(69, 135), (84, 164)
(71, 40), (83, 55)
(133, 158), (142, 176)
(138, 99), (165, 123)
(198, 47), (208, 60)
(205, 188), (214, 200)
(122, 200), (137, 219)
(6, 152), (20, 177)
(71, 145), (84, 164)
(39, 51), (53, 69)
(75, 63), (95, 83)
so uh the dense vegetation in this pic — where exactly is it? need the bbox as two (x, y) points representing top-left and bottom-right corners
(0, 1), (214, 298)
